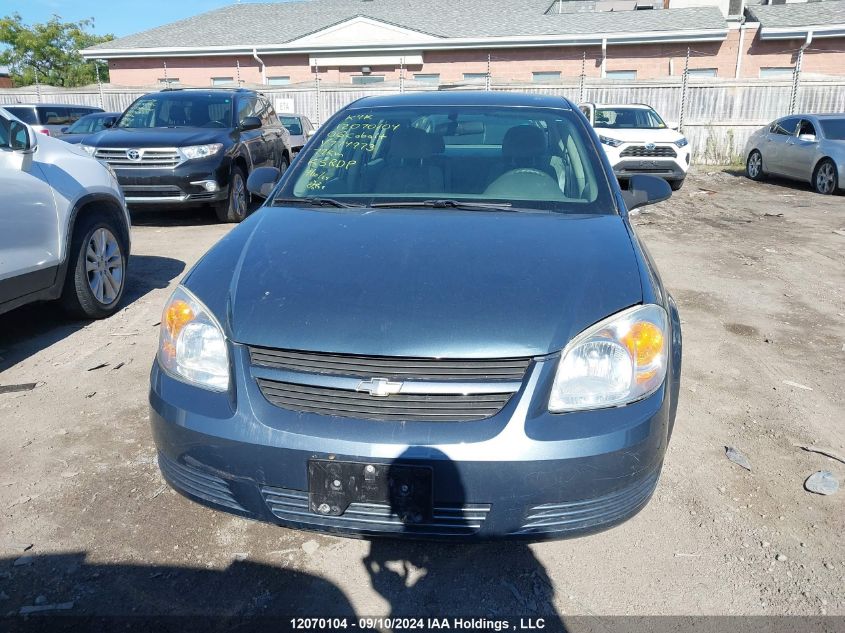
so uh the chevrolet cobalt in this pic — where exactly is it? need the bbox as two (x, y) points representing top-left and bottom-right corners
(150, 92), (682, 539)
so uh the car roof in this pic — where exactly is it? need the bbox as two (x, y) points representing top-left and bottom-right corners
(790, 113), (845, 119)
(347, 91), (573, 110)
(588, 103), (654, 109)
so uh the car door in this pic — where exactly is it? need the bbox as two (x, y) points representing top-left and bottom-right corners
(763, 117), (799, 176)
(236, 96), (266, 170)
(781, 118), (820, 181)
(258, 97), (286, 168)
(0, 112), (60, 306)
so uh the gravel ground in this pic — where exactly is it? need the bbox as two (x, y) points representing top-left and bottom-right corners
(1, 168), (843, 621)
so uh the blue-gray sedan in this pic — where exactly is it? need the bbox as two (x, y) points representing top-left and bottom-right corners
(150, 92), (682, 540)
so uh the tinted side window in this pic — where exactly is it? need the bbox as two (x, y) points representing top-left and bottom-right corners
(4, 107), (38, 124)
(237, 97), (259, 125)
(39, 106), (70, 125)
(260, 98), (280, 126)
(773, 118), (799, 136)
(69, 108), (96, 124)
(798, 119), (816, 137)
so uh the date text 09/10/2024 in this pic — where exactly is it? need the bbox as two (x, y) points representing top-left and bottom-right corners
(290, 618), (548, 631)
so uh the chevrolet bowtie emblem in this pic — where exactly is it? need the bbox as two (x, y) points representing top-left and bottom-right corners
(356, 377), (402, 397)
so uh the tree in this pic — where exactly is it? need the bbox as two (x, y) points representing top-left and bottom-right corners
(0, 13), (114, 87)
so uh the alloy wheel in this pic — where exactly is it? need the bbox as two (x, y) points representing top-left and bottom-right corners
(747, 152), (761, 179)
(816, 162), (835, 194)
(85, 228), (124, 305)
(232, 173), (247, 218)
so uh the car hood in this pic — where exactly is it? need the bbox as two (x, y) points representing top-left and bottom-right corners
(594, 126), (684, 144)
(84, 127), (229, 148)
(185, 207), (643, 358)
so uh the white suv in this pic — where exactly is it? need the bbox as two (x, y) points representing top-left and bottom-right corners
(580, 103), (691, 191)
(1, 107), (131, 318)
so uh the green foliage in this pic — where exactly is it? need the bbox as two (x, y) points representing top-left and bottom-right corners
(0, 13), (114, 87)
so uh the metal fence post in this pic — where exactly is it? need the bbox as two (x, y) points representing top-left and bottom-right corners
(95, 60), (105, 109)
(790, 32), (812, 115)
(399, 56), (405, 93)
(678, 46), (690, 132)
(578, 51), (586, 104)
(486, 52), (491, 91)
(314, 64), (321, 126)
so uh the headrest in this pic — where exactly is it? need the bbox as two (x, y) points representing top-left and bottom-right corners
(502, 125), (546, 159)
(390, 127), (436, 160)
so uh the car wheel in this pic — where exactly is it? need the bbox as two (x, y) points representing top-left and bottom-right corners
(279, 154), (290, 176)
(215, 166), (249, 223)
(746, 150), (765, 181)
(669, 179), (685, 191)
(60, 212), (127, 319)
(812, 158), (838, 195)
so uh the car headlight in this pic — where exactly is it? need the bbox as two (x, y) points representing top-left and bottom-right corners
(158, 286), (229, 391)
(179, 143), (223, 160)
(549, 304), (668, 412)
(80, 144), (96, 156)
(599, 135), (624, 148)
(674, 138), (689, 148)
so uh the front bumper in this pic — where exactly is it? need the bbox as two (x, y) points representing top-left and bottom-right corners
(149, 345), (678, 541)
(606, 144), (691, 182)
(112, 157), (230, 205)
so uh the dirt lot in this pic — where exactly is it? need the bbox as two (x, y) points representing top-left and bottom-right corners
(1, 169), (843, 621)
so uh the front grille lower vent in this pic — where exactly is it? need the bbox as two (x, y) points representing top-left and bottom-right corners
(620, 145), (677, 158)
(256, 378), (514, 422)
(248, 347), (531, 382)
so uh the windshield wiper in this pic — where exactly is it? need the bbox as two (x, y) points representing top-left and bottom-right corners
(369, 199), (516, 211)
(271, 197), (362, 208)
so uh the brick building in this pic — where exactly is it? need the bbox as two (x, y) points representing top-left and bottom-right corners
(0, 66), (13, 89)
(81, 0), (845, 87)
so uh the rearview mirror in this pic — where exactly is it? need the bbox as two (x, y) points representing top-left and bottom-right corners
(240, 116), (262, 131)
(8, 120), (35, 152)
(621, 175), (672, 211)
(247, 166), (281, 199)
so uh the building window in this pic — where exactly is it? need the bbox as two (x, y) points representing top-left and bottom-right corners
(414, 73), (440, 84)
(463, 73), (488, 83)
(268, 76), (291, 85)
(606, 70), (637, 80)
(532, 71), (561, 83)
(158, 78), (180, 86)
(759, 67), (793, 78)
(687, 68), (717, 77)
(352, 75), (385, 84)
(211, 77), (234, 86)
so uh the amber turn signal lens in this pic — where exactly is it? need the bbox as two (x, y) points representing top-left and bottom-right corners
(622, 321), (664, 367)
(164, 300), (194, 338)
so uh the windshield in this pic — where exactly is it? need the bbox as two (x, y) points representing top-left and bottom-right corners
(281, 116), (303, 135)
(117, 92), (233, 129)
(595, 107), (666, 129)
(820, 118), (845, 140)
(4, 106), (37, 125)
(277, 105), (614, 214)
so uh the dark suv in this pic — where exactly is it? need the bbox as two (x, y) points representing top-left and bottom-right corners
(81, 88), (292, 222)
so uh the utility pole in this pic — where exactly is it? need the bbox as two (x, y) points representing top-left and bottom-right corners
(578, 51), (586, 103)
(399, 56), (405, 93)
(314, 62), (321, 126)
(790, 31), (813, 114)
(34, 67), (41, 103)
(486, 52), (492, 91)
(95, 60), (104, 109)
(679, 46), (690, 132)
(236, 59), (242, 86)
(163, 61), (168, 87)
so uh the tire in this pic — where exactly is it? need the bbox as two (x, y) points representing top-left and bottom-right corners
(669, 179), (685, 191)
(278, 154), (290, 177)
(215, 166), (249, 223)
(812, 158), (838, 195)
(746, 150), (765, 181)
(60, 212), (128, 319)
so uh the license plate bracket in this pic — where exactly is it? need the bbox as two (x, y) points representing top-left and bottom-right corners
(308, 460), (432, 523)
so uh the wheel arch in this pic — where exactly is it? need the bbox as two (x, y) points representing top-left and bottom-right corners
(65, 194), (131, 260)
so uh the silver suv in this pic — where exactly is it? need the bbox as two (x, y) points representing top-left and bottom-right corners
(0, 107), (131, 318)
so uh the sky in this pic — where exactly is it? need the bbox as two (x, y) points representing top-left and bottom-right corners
(1, 0), (280, 38)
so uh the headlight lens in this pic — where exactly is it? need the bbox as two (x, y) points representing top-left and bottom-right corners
(549, 304), (668, 412)
(80, 144), (96, 156)
(599, 135), (623, 148)
(157, 286), (229, 391)
(179, 143), (223, 160)
(674, 138), (689, 148)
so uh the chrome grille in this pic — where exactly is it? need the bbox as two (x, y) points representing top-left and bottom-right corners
(620, 145), (677, 158)
(122, 185), (183, 198)
(256, 378), (514, 421)
(248, 347), (531, 381)
(261, 485), (490, 536)
(94, 147), (182, 168)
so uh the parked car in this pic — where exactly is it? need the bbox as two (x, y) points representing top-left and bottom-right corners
(279, 113), (316, 153)
(149, 92), (682, 540)
(81, 88), (292, 223)
(579, 102), (690, 191)
(59, 111), (121, 144)
(0, 107), (131, 318)
(744, 114), (845, 195)
(2, 103), (104, 137)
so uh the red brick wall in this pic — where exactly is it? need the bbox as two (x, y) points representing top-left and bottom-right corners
(0, 76), (13, 88)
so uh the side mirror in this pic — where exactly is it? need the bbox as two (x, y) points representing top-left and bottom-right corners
(104, 118), (116, 128)
(798, 133), (816, 142)
(247, 166), (281, 199)
(667, 121), (679, 131)
(621, 174), (672, 212)
(9, 120), (35, 152)
(61, 126), (69, 133)
(240, 116), (262, 131)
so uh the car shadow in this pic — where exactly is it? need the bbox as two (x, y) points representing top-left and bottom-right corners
(722, 167), (830, 195)
(363, 449), (565, 625)
(0, 552), (356, 630)
(129, 199), (263, 228)
(0, 255), (184, 372)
